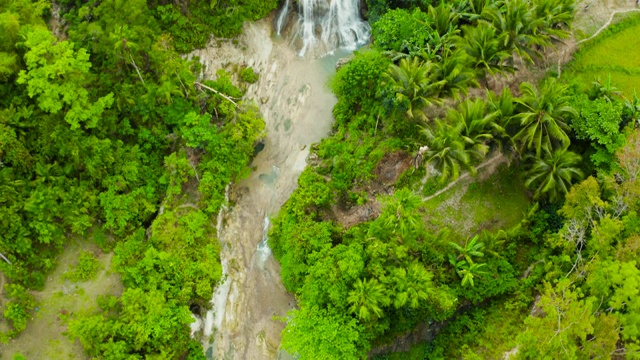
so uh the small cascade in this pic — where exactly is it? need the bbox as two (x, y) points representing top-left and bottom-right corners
(281, 0), (370, 57)
(256, 216), (272, 269)
(275, 0), (290, 35)
(203, 184), (231, 339)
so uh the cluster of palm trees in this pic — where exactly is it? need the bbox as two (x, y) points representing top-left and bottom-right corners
(421, 79), (583, 201)
(380, 0), (582, 201)
(383, 0), (576, 100)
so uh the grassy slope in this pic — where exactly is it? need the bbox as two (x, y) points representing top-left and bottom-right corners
(422, 164), (530, 238)
(564, 15), (640, 98)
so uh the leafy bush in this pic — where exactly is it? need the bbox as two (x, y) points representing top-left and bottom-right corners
(570, 94), (626, 168)
(371, 8), (432, 54)
(65, 250), (101, 282)
(2, 284), (36, 335)
(240, 67), (259, 83)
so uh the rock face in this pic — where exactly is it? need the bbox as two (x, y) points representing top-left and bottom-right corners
(276, 0), (371, 57)
(189, 19), (340, 359)
(368, 321), (446, 358)
(335, 52), (355, 69)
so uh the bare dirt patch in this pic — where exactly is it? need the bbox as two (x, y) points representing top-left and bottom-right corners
(326, 151), (412, 229)
(0, 239), (123, 359)
(370, 151), (413, 195)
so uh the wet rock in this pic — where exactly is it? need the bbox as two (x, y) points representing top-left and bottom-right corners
(253, 140), (265, 156)
(190, 304), (201, 316)
(368, 321), (444, 358)
(335, 53), (355, 70)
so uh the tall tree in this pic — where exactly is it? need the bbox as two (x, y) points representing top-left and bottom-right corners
(447, 98), (504, 156)
(524, 146), (583, 202)
(434, 49), (478, 100)
(482, 0), (547, 63)
(384, 57), (445, 121)
(513, 79), (577, 157)
(458, 21), (512, 85)
(347, 278), (389, 321)
(421, 120), (481, 183)
(17, 28), (114, 130)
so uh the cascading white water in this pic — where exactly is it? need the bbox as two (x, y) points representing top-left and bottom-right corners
(256, 217), (272, 269)
(275, 0), (290, 35)
(190, 20), (340, 359)
(277, 0), (370, 57)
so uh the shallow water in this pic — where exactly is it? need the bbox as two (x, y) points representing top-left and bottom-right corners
(190, 20), (343, 359)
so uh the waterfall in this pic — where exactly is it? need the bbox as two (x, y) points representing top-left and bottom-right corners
(255, 216), (272, 269)
(285, 0), (370, 57)
(275, 0), (290, 35)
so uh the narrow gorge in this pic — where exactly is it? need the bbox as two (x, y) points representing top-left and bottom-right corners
(190, 2), (370, 358)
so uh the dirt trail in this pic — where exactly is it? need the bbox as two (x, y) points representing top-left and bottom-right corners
(423, 153), (507, 202)
(190, 20), (343, 360)
(0, 240), (122, 359)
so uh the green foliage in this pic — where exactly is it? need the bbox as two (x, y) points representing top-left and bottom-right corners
(570, 94), (625, 167)
(68, 289), (194, 358)
(0, 0), (268, 352)
(281, 306), (367, 359)
(239, 67), (259, 83)
(427, 297), (529, 359)
(159, 150), (195, 200)
(372, 8), (433, 55)
(2, 284), (36, 335)
(331, 49), (391, 123)
(517, 279), (617, 359)
(524, 147), (583, 202)
(64, 250), (101, 282)
(17, 28), (114, 130)
(0, 0), (49, 81)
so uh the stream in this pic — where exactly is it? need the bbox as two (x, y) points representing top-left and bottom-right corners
(188, 3), (369, 357)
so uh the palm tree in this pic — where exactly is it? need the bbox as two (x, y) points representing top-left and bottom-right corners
(524, 146), (583, 202)
(388, 263), (432, 309)
(447, 98), (504, 156)
(479, 229), (507, 258)
(384, 57), (446, 121)
(380, 188), (423, 242)
(434, 49), (478, 100)
(532, 0), (575, 43)
(482, 0), (547, 64)
(347, 278), (389, 321)
(624, 90), (640, 127)
(591, 75), (622, 102)
(449, 235), (485, 264)
(513, 79), (577, 157)
(448, 236), (488, 287)
(486, 88), (516, 127)
(458, 21), (512, 85)
(457, 262), (488, 287)
(456, 0), (494, 23)
(421, 120), (478, 183)
(428, 3), (461, 39)
(486, 88), (517, 150)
